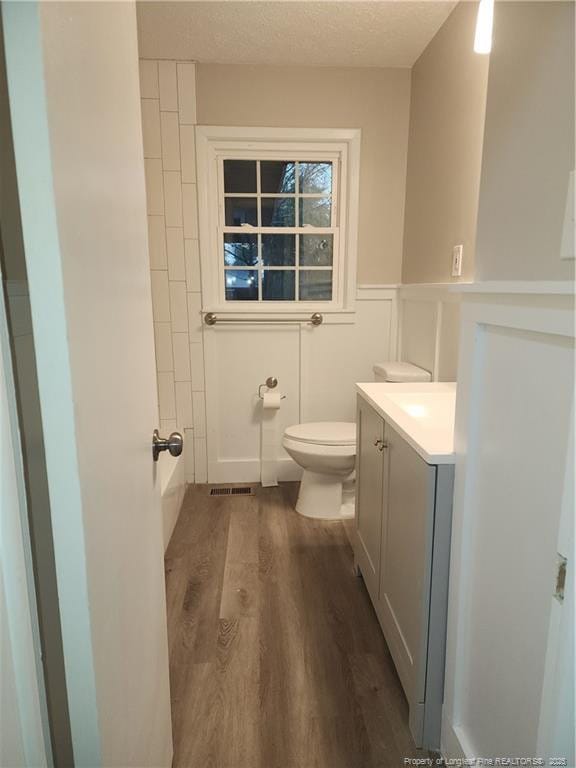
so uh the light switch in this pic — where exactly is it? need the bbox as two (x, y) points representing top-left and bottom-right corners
(452, 244), (463, 277)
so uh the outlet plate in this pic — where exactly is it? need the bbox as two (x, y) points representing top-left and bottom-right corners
(452, 244), (463, 277)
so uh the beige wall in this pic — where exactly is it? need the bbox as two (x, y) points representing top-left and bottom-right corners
(475, 1), (575, 281)
(196, 64), (411, 285)
(402, 2), (489, 284)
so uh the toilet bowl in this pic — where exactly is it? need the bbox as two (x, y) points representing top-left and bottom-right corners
(282, 422), (356, 520)
(283, 362), (431, 521)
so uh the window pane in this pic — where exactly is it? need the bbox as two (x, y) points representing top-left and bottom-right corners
(300, 234), (333, 267)
(225, 269), (258, 300)
(299, 162), (332, 194)
(299, 197), (331, 227)
(225, 197), (258, 227)
(262, 235), (295, 266)
(224, 160), (257, 193)
(299, 270), (332, 300)
(261, 197), (295, 227)
(261, 161), (296, 194)
(224, 234), (258, 266)
(262, 270), (295, 300)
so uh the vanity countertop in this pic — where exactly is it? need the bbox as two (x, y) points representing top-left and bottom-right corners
(356, 382), (457, 465)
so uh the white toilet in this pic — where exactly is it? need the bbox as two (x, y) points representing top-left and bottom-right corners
(283, 422), (357, 520)
(283, 361), (431, 520)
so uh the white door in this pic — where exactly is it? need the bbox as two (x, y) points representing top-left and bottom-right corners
(2, 3), (172, 765)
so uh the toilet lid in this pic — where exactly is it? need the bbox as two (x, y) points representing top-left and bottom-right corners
(284, 422), (356, 446)
(373, 361), (431, 382)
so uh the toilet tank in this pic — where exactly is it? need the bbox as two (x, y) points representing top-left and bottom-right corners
(373, 361), (432, 383)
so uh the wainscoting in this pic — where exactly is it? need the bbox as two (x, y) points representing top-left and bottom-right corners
(201, 282), (466, 484)
(203, 286), (397, 483)
(441, 284), (574, 761)
(397, 283), (463, 382)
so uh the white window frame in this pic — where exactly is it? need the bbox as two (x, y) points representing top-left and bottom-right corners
(196, 126), (361, 316)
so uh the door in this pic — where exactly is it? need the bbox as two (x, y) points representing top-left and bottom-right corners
(2, 3), (172, 765)
(378, 424), (436, 706)
(355, 396), (385, 601)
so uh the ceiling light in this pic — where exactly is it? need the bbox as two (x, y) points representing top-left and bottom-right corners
(474, 0), (494, 54)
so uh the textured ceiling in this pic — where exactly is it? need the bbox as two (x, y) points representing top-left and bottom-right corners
(137, 1), (457, 68)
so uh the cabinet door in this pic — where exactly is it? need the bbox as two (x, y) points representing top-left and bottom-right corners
(379, 423), (436, 709)
(355, 397), (385, 601)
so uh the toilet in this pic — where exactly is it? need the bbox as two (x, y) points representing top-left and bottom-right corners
(372, 361), (432, 383)
(283, 361), (431, 520)
(283, 422), (357, 520)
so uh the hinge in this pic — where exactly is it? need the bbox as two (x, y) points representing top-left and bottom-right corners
(554, 553), (567, 603)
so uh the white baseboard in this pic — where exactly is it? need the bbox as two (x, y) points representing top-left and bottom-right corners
(441, 713), (471, 762)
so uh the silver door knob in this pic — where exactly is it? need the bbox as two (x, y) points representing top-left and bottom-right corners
(152, 429), (183, 462)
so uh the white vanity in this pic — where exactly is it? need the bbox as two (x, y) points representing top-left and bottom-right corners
(354, 382), (456, 750)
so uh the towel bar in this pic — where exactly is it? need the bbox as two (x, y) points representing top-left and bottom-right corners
(204, 312), (323, 326)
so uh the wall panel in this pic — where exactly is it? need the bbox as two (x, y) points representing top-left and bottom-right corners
(204, 288), (397, 482)
(442, 290), (575, 761)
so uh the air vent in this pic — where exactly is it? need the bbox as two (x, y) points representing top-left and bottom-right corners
(210, 486), (254, 497)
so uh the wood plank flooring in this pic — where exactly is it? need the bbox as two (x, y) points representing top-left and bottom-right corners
(165, 483), (428, 768)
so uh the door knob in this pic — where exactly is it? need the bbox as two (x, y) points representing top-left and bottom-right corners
(152, 429), (183, 462)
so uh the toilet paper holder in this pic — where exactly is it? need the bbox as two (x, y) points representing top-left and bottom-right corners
(258, 377), (286, 400)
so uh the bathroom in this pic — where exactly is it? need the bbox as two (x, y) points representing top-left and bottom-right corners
(0, 1), (573, 767)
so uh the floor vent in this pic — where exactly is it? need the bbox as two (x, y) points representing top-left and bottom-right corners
(210, 486), (254, 497)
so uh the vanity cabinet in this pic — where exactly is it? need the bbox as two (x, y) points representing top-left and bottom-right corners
(355, 397), (386, 600)
(354, 393), (454, 750)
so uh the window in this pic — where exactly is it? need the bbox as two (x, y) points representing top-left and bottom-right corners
(222, 159), (336, 302)
(197, 128), (360, 314)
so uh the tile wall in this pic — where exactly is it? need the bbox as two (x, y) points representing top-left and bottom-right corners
(139, 59), (207, 483)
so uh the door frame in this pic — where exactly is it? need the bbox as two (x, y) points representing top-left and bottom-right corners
(2, 4), (101, 760)
(2, 4), (173, 765)
(0, 262), (51, 765)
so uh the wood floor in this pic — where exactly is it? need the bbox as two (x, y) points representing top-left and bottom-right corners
(165, 482), (428, 768)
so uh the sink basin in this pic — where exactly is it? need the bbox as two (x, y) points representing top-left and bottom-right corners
(390, 391), (455, 426)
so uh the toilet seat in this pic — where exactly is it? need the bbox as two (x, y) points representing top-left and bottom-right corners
(283, 421), (356, 446)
